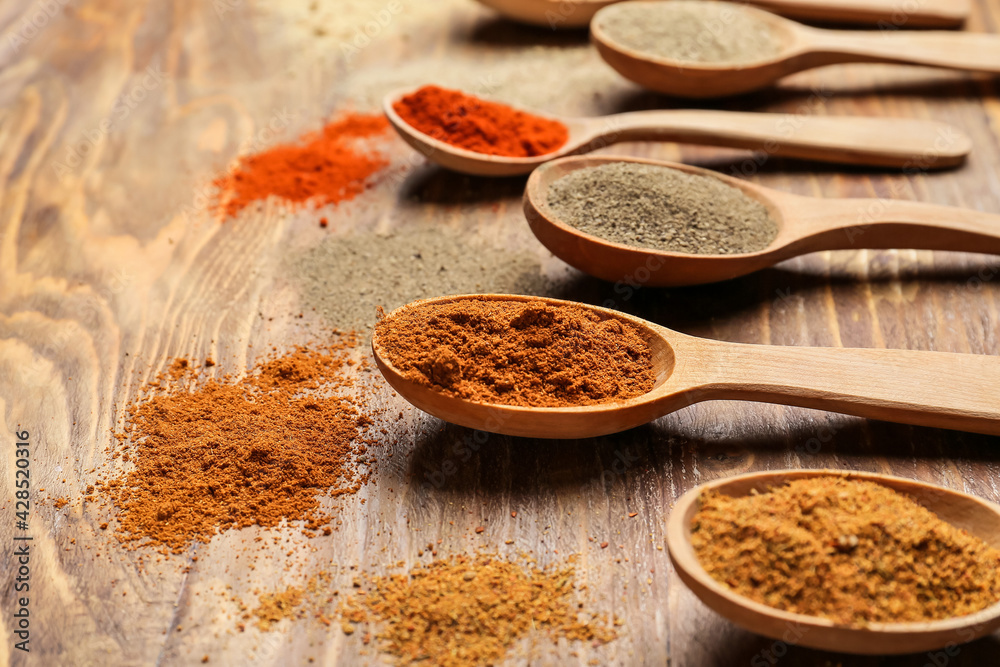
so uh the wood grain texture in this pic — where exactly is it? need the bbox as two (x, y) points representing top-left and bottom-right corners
(1, 1), (1000, 666)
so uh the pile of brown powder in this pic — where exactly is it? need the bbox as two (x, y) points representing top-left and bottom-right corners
(595, 1), (784, 65)
(374, 298), (655, 407)
(692, 476), (1000, 625)
(339, 554), (617, 666)
(546, 162), (778, 255)
(103, 341), (379, 553)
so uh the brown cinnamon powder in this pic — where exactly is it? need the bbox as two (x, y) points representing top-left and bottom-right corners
(339, 554), (617, 666)
(374, 298), (655, 407)
(103, 340), (378, 553)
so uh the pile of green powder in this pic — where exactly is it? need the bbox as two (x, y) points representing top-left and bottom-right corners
(545, 162), (778, 255)
(596, 1), (784, 65)
(291, 227), (563, 330)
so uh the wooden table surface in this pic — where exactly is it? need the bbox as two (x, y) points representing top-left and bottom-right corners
(2, 1), (1000, 665)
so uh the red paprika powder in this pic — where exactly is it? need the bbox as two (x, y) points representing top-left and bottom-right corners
(214, 112), (390, 219)
(391, 85), (569, 158)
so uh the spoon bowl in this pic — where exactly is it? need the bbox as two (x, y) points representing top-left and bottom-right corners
(383, 87), (969, 176)
(666, 469), (1000, 654)
(474, 0), (968, 28)
(472, 0), (615, 28)
(372, 294), (1000, 439)
(592, 0), (1000, 98)
(524, 155), (1000, 286)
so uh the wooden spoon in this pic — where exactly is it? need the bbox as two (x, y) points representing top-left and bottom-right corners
(371, 294), (1000, 439)
(524, 155), (1000, 287)
(384, 88), (969, 176)
(592, 0), (1000, 98)
(666, 469), (1000, 654)
(474, 0), (967, 29)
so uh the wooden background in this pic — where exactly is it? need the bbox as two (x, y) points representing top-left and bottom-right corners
(2, 0), (1000, 665)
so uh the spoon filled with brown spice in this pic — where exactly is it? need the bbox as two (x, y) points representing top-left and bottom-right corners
(592, 0), (1000, 98)
(384, 85), (970, 177)
(524, 155), (1000, 287)
(666, 469), (1000, 654)
(372, 294), (1000, 439)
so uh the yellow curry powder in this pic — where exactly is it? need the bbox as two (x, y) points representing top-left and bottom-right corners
(339, 554), (617, 665)
(691, 476), (1000, 625)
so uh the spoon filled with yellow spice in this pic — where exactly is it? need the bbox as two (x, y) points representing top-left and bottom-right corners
(524, 155), (1000, 287)
(667, 469), (1000, 654)
(372, 294), (1000, 439)
(592, 0), (1000, 98)
(384, 85), (969, 176)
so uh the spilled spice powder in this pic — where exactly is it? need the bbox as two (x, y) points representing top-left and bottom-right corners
(691, 476), (1000, 625)
(103, 340), (379, 553)
(246, 571), (336, 631)
(339, 554), (616, 666)
(392, 85), (569, 158)
(213, 112), (390, 218)
(252, 586), (305, 631)
(375, 298), (655, 407)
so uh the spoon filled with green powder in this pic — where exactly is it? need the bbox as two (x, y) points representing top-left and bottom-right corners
(592, 0), (1000, 98)
(525, 156), (1000, 286)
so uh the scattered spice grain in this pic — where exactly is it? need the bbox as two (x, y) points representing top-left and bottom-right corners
(392, 85), (568, 157)
(252, 586), (305, 631)
(339, 554), (616, 666)
(375, 298), (655, 407)
(103, 340), (379, 553)
(291, 228), (565, 331)
(214, 112), (390, 218)
(547, 162), (778, 255)
(596, 1), (784, 65)
(691, 476), (1000, 625)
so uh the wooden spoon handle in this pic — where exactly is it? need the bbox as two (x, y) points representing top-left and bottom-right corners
(808, 30), (1000, 72)
(752, 0), (967, 27)
(677, 339), (1000, 435)
(603, 111), (969, 168)
(777, 196), (1000, 255)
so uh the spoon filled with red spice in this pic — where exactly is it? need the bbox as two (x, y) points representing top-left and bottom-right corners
(666, 469), (1000, 654)
(384, 85), (970, 176)
(372, 294), (1000, 439)
(524, 155), (1000, 287)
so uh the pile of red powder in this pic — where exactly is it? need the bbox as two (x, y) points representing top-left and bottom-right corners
(214, 112), (391, 218)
